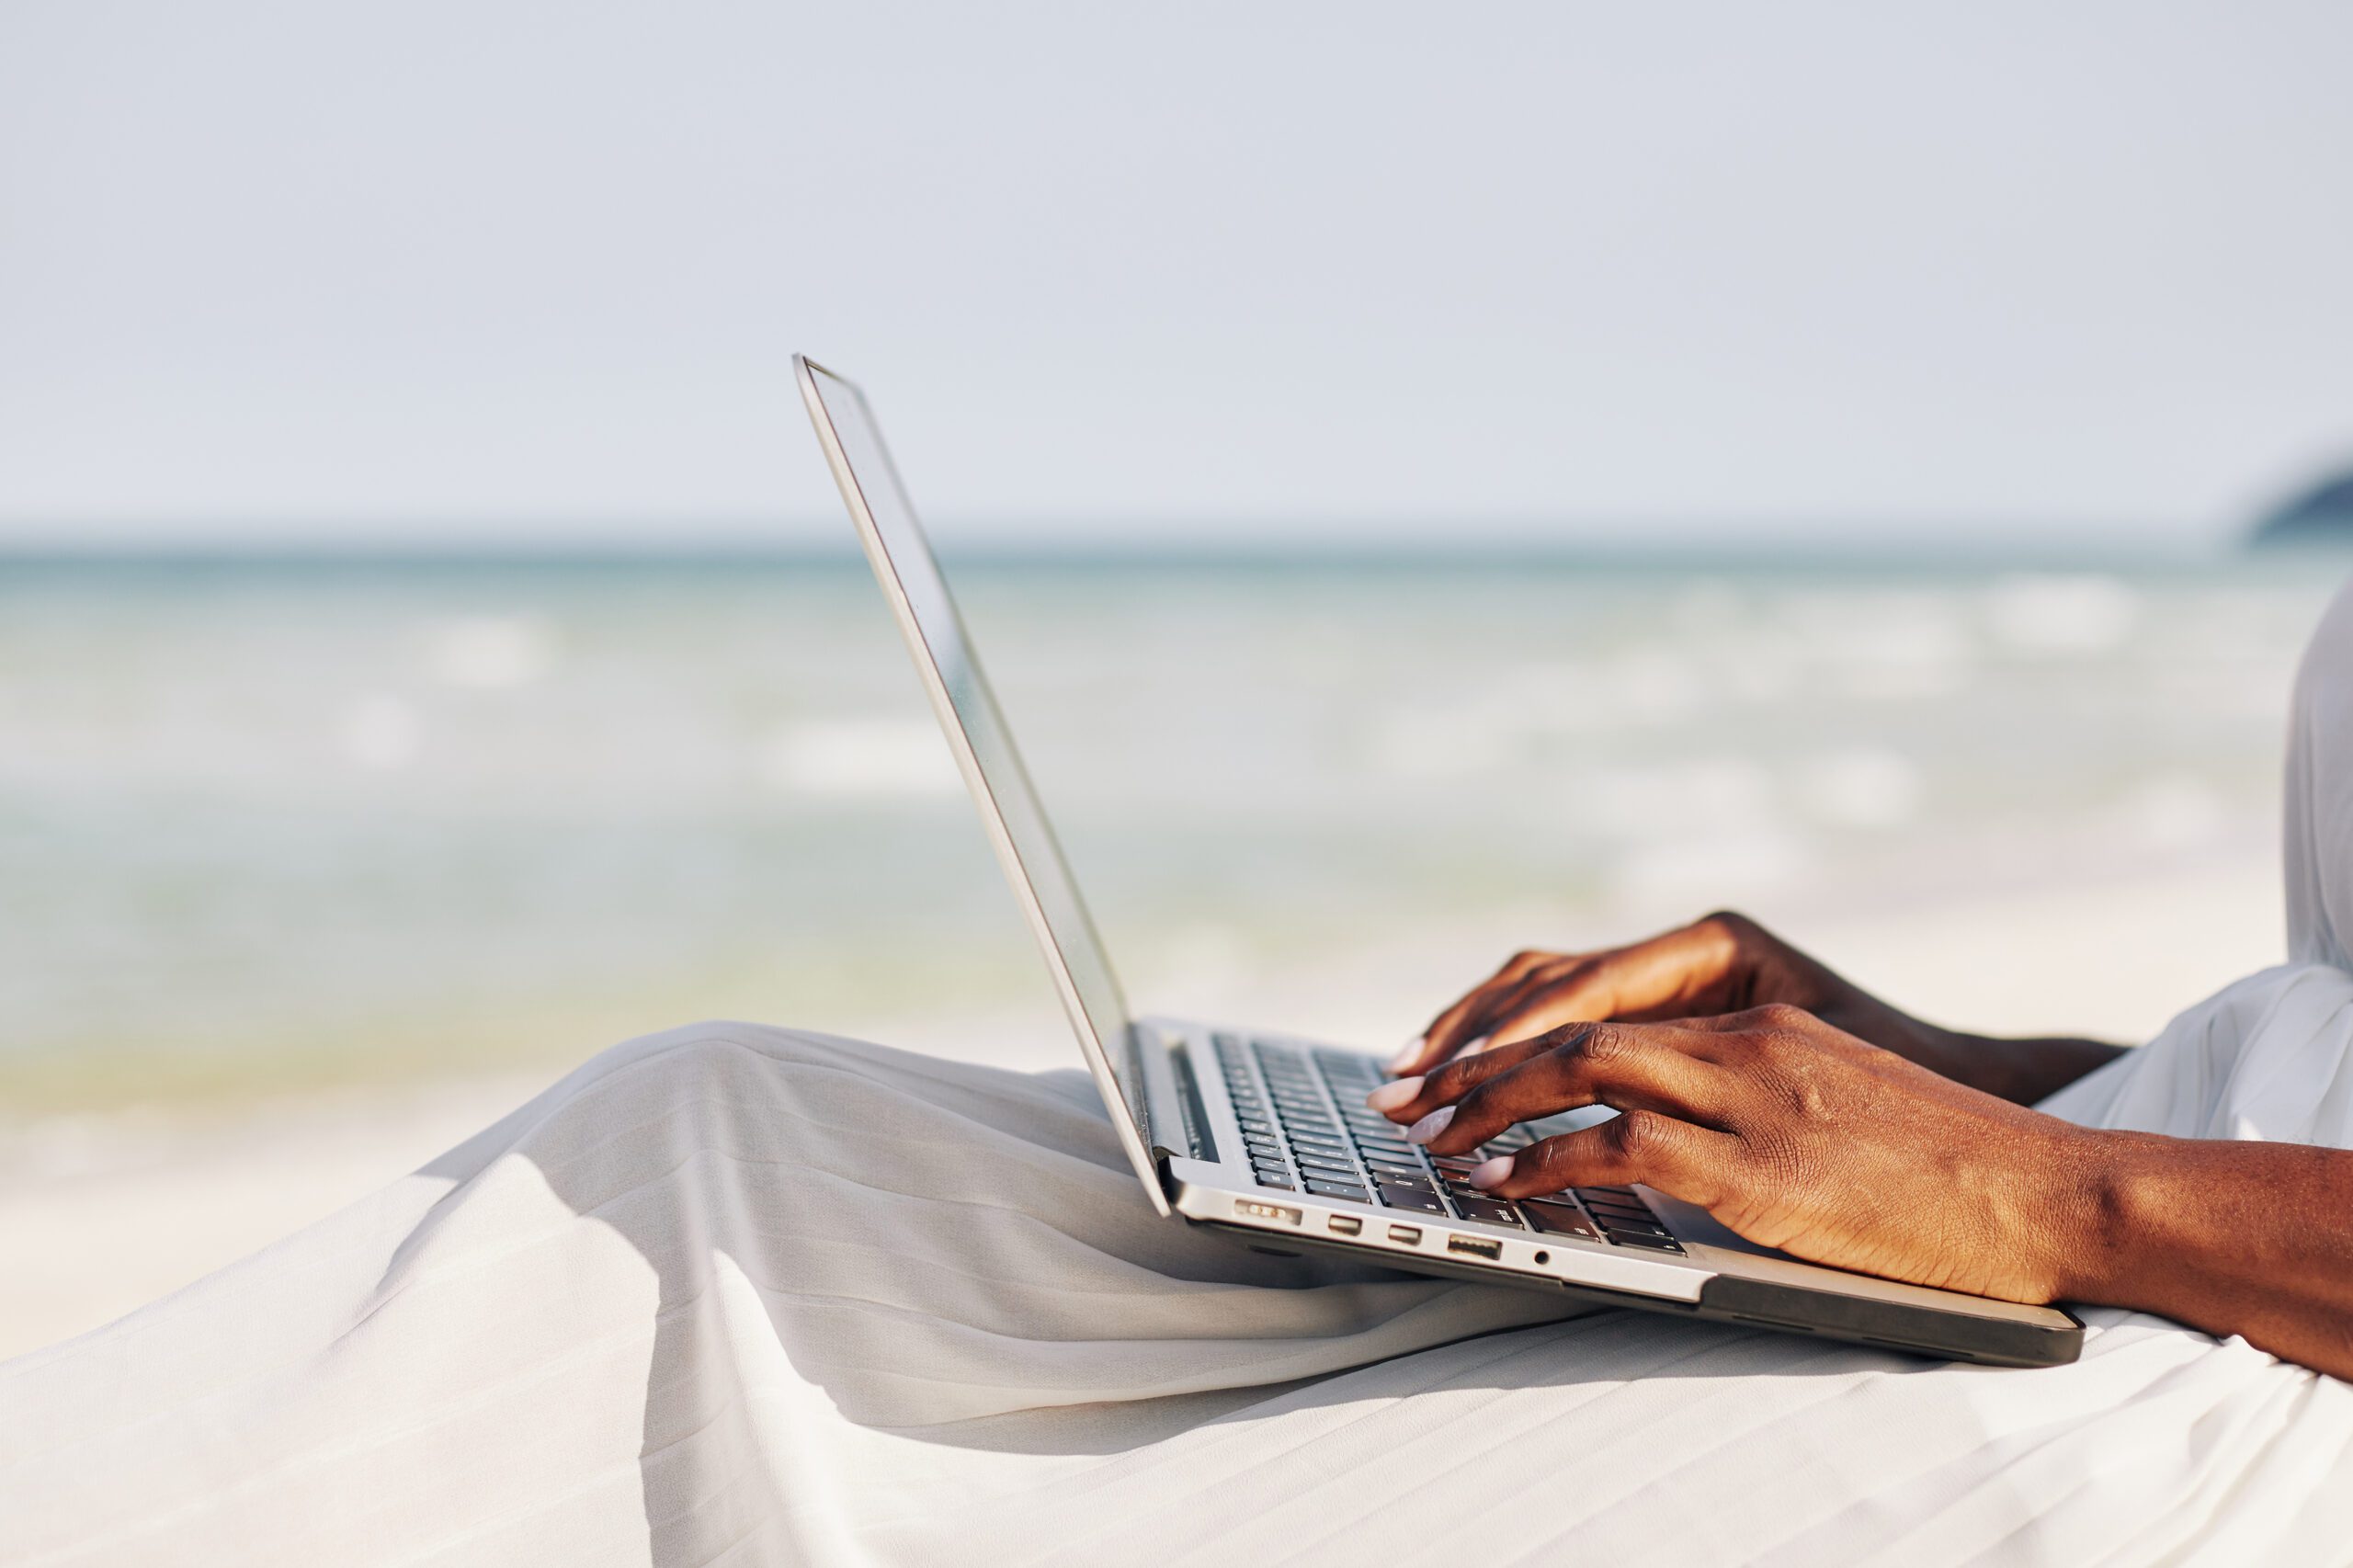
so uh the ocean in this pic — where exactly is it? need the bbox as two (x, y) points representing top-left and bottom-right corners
(1, 549), (2341, 1108)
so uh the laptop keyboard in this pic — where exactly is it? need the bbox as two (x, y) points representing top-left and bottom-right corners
(1212, 1033), (1684, 1255)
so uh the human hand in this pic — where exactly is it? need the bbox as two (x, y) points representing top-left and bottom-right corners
(1370, 1006), (2109, 1303)
(1392, 911), (1940, 1079)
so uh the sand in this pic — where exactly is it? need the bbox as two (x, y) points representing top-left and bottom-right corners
(0, 852), (2285, 1364)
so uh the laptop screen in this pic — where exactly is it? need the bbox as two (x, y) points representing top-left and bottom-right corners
(797, 359), (1147, 1143)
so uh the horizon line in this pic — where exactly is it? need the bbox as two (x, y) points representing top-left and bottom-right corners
(0, 536), (2310, 574)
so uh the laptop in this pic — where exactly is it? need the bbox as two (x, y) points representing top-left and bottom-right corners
(795, 354), (2084, 1369)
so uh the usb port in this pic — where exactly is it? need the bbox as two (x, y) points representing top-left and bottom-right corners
(1327, 1214), (1362, 1236)
(1236, 1199), (1301, 1225)
(1447, 1234), (1503, 1260)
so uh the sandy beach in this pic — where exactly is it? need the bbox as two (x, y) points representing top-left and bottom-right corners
(0, 850), (2283, 1363)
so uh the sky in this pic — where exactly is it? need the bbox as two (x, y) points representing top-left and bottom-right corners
(2, 1), (2350, 550)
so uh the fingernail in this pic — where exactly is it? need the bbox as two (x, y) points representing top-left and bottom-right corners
(1406, 1106), (1455, 1145)
(1365, 1076), (1422, 1111)
(1468, 1155), (1515, 1189)
(1459, 1034), (1492, 1057)
(1385, 1036), (1425, 1074)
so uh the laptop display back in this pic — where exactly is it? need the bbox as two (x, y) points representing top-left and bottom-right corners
(795, 356), (1167, 1209)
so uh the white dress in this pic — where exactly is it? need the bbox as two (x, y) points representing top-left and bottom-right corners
(10, 583), (2353, 1568)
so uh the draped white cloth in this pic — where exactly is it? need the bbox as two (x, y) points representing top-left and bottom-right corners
(9, 580), (2353, 1567)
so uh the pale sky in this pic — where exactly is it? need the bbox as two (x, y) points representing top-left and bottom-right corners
(3, 1), (2350, 548)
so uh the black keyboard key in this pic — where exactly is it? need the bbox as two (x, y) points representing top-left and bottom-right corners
(1377, 1184), (1447, 1213)
(1304, 1179), (1371, 1203)
(1297, 1156), (1360, 1179)
(1450, 1198), (1524, 1226)
(1599, 1216), (1673, 1239)
(1521, 1199), (1599, 1240)
(1254, 1173), (1296, 1191)
(1585, 1199), (1659, 1221)
(1607, 1231), (1684, 1252)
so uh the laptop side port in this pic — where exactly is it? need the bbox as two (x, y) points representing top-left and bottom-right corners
(1447, 1233), (1503, 1260)
(1237, 1199), (1301, 1225)
(1327, 1214), (1362, 1236)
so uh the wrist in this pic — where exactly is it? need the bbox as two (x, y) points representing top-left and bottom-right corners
(2040, 1128), (2171, 1305)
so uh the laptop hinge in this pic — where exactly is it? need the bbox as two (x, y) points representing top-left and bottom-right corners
(1131, 1021), (1194, 1161)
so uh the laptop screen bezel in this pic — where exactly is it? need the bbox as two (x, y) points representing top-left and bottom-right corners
(795, 355), (1169, 1213)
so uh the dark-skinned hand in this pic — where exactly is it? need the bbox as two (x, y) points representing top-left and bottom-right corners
(1390, 911), (2120, 1107)
(1370, 1006), (2112, 1303)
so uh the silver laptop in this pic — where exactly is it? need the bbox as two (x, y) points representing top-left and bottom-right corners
(796, 354), (2083, 1368)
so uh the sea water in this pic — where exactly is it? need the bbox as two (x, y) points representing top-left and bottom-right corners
(0, 551), (2338, 1106)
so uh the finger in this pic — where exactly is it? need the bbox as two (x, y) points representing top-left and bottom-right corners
(1463, 1109), (1738, 1205)
(1364, 1032), (1557, 1122)
(1455, 961), (1585, 1051)
(1394, 949), (1567, 1074)
(1410, 950), (1558, 1064)
(1421, 1022), (1733, 1157)
(1478, 920), (1748, 1048)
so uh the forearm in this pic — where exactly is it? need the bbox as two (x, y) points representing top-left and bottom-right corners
(2063, 1134), (2353, 1380)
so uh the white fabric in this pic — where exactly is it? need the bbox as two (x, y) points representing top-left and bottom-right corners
(8, 581), (2353, 1568)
